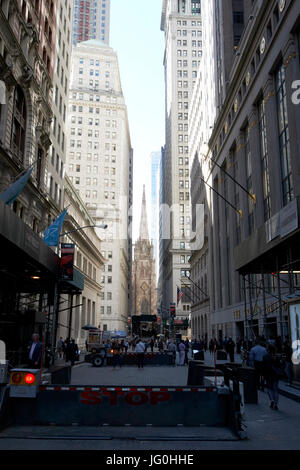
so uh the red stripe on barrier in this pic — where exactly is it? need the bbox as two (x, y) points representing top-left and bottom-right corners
(39, 386), (217, 392)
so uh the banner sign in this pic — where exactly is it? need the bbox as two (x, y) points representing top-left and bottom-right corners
(60, 243), (75, 281)
(266, 199), (298, 242)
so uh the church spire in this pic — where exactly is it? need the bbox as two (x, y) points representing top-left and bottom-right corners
(139, 185), (149, 241)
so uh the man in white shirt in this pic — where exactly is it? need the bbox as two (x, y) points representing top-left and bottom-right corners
(135, 339), (145, 369)
(168, 340), (177, 364)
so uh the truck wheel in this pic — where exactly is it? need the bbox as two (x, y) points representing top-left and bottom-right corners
(92, 355), (104, 367)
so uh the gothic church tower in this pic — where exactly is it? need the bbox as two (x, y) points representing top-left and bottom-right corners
(132, 186), (157, 316)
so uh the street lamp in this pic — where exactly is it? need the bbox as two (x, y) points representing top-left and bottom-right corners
(59, 224), (108, 237)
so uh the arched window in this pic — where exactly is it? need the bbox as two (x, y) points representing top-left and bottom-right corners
(141, 298), (149, 315)
(21, 0), (26, 18)
(12, 86), (26, 161)
(45, 17), (48, 35)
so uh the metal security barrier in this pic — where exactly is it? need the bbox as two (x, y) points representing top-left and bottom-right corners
(8, 384), (243, 434)
(106, 352), (175, 366)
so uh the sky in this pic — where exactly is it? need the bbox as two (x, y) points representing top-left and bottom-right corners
(110, 0), (165, 242)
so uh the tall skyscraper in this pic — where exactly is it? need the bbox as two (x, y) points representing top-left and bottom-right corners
(48, 0), (74, 211)
(160, 0), (202, 331)
(151, 150), (161, 283)
(66, 40), (133, 332)
(72, 0), (110, 46)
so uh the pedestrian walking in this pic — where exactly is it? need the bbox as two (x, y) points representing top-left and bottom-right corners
(184, 339), (190, 365)
(57, 337), (64, 359)
(135, 338), (145, 368)
(124, 340), (129, 354)
(249, 337), (268, 391)
(112, 342), (122, 369)
(263, 344), (284, 410)
(28, 334), (43, 369)
(150, 338), (154, 353)
(69, 339), (79, 366)
(283, 336), (293, 386)
(236, 337), (242, 354)
(178, 340), (186, 366)
(227, 338), (235, 363)
(209, 339), (214, 355)
(158, 340), (164, 352)
(144, 340), (149, 353)
(167, 339), (177, 363)
(64, 338), (70, 362)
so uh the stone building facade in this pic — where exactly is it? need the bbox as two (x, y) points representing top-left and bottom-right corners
(66, 40), (133, 332)
(189, 0), (300, 342)
(0, 0), (59, 230)
(0, 0), (65, 359)
(160, 0), (202, 325)
(59, 176), (105, 348)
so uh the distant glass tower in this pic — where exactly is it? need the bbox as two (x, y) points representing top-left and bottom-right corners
(72, 0), (110, 46)
(150, 151), (161, 283)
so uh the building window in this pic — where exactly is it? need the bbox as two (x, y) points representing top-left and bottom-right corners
(258, 98), (271, 221)
(275, 64), (293, 206)
(245, 125), (254, 235)
(12, 86), (26, 161)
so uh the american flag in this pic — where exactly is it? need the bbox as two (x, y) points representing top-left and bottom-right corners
(177, 286), (183, 306)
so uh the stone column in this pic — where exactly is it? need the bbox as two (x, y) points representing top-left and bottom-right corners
(248, 106), (264, 229)
(282, 38), (300, 193)
(236, 132), (248, 239)
(262, 78), (282, 216)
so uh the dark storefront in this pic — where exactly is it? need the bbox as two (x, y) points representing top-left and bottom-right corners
(0, 201), (83, 365)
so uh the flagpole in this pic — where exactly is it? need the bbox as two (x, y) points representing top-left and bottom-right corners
(199, 176), (243, 217)
(50, 237), (60, 366)
(49, 208), (68, 366)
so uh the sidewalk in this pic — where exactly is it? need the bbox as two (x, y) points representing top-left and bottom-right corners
(278, 381), (300, 403)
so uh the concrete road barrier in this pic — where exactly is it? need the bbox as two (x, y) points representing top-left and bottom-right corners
(8, 384), (243, 431)
(106, 352), (175, 366)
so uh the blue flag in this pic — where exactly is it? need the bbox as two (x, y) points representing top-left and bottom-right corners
(43, 208), (68, 247)
(0, 168), (33, 206)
